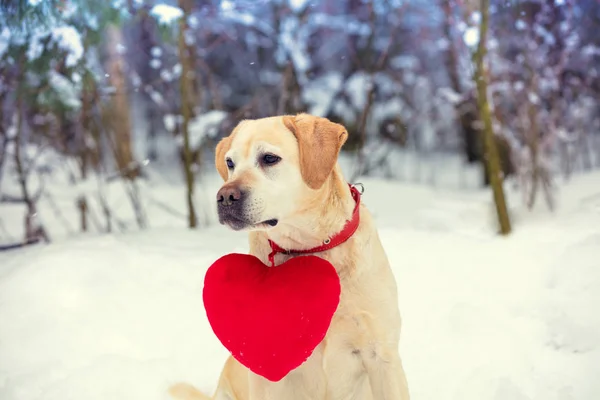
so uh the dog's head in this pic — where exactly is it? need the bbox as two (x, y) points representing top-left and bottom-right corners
(215, 114), (348, 231)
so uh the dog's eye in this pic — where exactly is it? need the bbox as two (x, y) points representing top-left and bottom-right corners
(262, 154), (281, 166)
(226, 158), (235, 169)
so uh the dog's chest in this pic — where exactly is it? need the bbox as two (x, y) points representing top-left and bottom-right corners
(316, 278), (381, 399)
(258, 245), (396, 399)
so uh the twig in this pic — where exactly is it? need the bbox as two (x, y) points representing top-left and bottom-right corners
(0, 237), (41, 252)
(0, 135), (9, 194)
(43, 191), (75, 235)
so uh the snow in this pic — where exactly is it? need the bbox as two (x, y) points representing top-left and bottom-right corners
(436, 38), (450, 51)
(187, 15), (199, 29)
(183, 30), (195, 46)
(289, 0), (310, 13)
(220, 0), (234, 12)
(534, 24), (556, 46)
(437, 87), (464, 105)
(27, 31), (46, 62)
(514, 81), (525, 91)
(1, 165), (600, 400)
(163, 114), (177, 132)
(150, 59), (162, 69)
(5, 115), (17, 139)
(86, 14), (99, 31)
(150, 4), (184, 25)
(464, 26), (480, 47)
(582, 45), (600, 57)
(310, 13), (370, 36)
(0, 27), (10, 59)
(346, 72), (372, 110)
(220, 8), (273, 36)
(391, 55), (420, 70)
(160, 69), (174, 82)
(116, 43), (127, 55)
(369, 98), (405, 134)
(52, 26), (84, 67)
(172, 64), (182, 77)
(528, 92), (541, 105)
(470, 12), (482, 25)
(149, 90), (164, 106)
(302, 72), (344, 116)
(279, 17), (311, 76)
(25, 25), (83, 67)
(186, 111), (228, 149)
(48, 71), (81, 109)
(565, 33), (579, 50)
(151, 47), (163, 58)
(131, 72), (141, 87)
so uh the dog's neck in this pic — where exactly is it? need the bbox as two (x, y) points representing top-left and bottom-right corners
(265, 167), (355, 252)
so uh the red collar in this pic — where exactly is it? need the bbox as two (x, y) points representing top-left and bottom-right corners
(267, 184), (362, 267)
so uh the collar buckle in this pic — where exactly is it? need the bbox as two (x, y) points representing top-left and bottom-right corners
(351, 182), (365, 195)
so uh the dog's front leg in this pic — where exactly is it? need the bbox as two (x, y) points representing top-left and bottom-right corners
(248, 344), (327, 400)
(363, 346), (410, 400)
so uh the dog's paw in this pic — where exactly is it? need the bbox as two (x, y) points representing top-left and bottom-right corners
(168, 382), (211, 400)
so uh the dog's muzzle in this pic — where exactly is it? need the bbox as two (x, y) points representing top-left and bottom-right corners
(217, 184), (250, 230)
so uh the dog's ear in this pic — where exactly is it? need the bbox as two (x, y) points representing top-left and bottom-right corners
(215, 136), (232, 181)
(215, 122), (244, 181)
(283, 114), (348, 190)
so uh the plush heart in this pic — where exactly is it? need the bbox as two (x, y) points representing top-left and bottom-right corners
(203, 253), (341, 382)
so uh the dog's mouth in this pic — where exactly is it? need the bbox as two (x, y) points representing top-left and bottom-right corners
(220, 214), (278, 231)
(249, 218), (279, 230)
(219, 215), (248, 231)
(261, 219), (279, 227)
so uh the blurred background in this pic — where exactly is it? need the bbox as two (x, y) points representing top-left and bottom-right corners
(0, 0), (599, 245)
(2, 2), (600, 399)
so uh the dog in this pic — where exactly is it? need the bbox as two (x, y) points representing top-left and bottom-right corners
(169, 114), (410, 400)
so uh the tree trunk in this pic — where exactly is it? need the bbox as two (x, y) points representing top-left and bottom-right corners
(278, 61), (303, 115)
(526, 81), (539, 210)
(474, 0), (512, 235)
(0, 135), (5, 171)
(77, 196), (88, 232)
(138, 7), (160, 161)
(355, 4), (378, 176)
(0, 80), (7, 193)
(79, 61), (91, 180)
(0, 130), (7, 194)
(15, 86), (50, 243)
(178, 0), (198, 228)
(441, 0), (462, 95)
(357, 76), (376, 163)
(104, 25), (147, 229)
(442, 0), (486, 171)
(106, 25), (136, 177)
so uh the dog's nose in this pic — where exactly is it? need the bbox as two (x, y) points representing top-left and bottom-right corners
(217, 185), (243, 207)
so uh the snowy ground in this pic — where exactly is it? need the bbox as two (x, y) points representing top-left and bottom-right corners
(1, 169), (599, 400)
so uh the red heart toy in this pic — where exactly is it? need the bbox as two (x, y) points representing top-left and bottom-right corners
(203, 253), (341, 382)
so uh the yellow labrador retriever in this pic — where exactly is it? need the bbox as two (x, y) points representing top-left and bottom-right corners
(169, 114), (410, 400)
